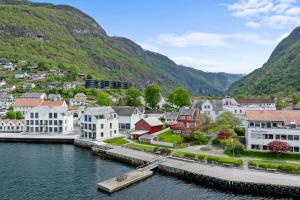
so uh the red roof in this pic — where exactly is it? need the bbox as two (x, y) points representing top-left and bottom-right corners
(42, 100), (65, 107)
(14, 99), (65, 107)
(14, 99), (44, 107)
(246, 110), (300, 125)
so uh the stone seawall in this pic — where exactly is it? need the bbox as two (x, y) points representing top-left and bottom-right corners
(158, 164), (300, 198)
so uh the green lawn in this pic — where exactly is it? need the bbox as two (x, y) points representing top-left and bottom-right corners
(125, 143), (155, 152)
(174, 152), (243, 166)
(104, 137), (129, 145)
(249, 160), (300, 174)
(227, 150), (300, 162)
(157, 130), (183, 144)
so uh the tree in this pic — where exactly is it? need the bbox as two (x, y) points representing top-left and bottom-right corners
(96, 91), (112, 106)
(145, 84), (160, 109)
(216, 112), (241, 128)
(5, 110), (16, 119)
(168, 92), (176, 106)
(276, 100), (287, 110)
(170, 87), (191, 107)
(267, 140), (290, 154)
(292, 94), (300, 105)
(125, 88), (142, 106)
(15, 111), (24, 119)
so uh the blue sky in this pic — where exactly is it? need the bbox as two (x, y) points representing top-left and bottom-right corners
(31, 0), (300, 74)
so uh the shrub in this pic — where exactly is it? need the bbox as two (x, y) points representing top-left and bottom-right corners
(217, 129), (232, 140)
(267, 140), (290, 154)
(212, 138), (221, 145)
(159, 148), (172, 155)
(184, 152), (196, 159)
(249, 160), (300, 174)
(193, 132), (211, 145)
(182, 133), (194, 142)
(234, 127), (245, 136)
(224, 139), (245, 154)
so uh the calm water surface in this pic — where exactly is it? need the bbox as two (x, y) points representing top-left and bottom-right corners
(0, 143), (286, 200)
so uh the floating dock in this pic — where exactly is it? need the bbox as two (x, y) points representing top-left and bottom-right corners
(98, 170), (153, 193)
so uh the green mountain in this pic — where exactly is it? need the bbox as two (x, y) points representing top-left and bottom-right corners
(228, 27), (300, 96)
(0, 0), (241, 95)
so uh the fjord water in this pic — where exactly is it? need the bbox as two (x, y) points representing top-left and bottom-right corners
(0, 144), (278, 200)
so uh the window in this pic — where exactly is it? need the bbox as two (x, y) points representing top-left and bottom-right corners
(249, 122), (254, 127)
(294, 135), (299, 140)
(125, 123), (130, 129)
(59, 127), (62, 132)
(101, 132), (104, 137)
(35, 127), (39, 132)
(35, 113), (39, 118)
(49, 127), (53, 132)
(84, 115), (87, 122)
(114, 130), (116, 134)
(288, 135), (294, 140)
(93, 132), (96, 139)
(88, 124), (92, 130)
(54, 127), (57, 132)
(276, 135), (280, 139)
(30, 113), (34, 118)
(30, 120), (34, 125)
(114, 114), (117, 118)
(101, 124), (104, 129)
(54, 120), (58, 125)
(294, 147), (300, 152)
(110, 123), (112, 129)
(35, 120), (39, 125)
(88, 116), (92, 122)
(54, 113), (57, 118)
(49, 120), (53, 125)
(281, 135), (287, 140)
(49, 113), (53, 118)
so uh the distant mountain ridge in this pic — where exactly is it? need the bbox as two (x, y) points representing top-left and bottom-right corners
(0, 0), (242, 95)
(228, 27), (300, 96)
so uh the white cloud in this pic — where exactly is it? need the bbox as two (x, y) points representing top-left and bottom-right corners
(138, 42), (162, 53)
(286, 7), (300, 15)
(157, 32), (230, 48)
(156, 31), (286, 48)
(171, 56), (247, 73)
(228, 0), (300, 28)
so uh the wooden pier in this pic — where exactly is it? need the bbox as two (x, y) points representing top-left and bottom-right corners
(97, 157), (164, 193)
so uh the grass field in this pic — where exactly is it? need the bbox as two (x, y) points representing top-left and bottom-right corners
(157, 130), (183, 144)
(104, 137), (129, 145)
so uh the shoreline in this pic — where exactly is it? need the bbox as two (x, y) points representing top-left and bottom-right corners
(1, 135), (300, 198)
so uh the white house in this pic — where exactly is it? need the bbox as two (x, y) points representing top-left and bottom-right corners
(63, 82), (76, 90)
(21, 93), (47, 99)
(23, 82), (36, 90)
(79, 107), (119, 140)
(0, 79), (6, 87)
(69, 93), (87, 106)
(1, 63), (15, 71)
(0, 84), (16, 92)
(48, 94), (62, 101)
(192, 99), (223, 121)
(0, 92), (14, 112)
(112, 106), (143, 131)
(15, 73), (29, 79)
(245, 110), (300, 152)
(164, 112), (179, 125)
(0, 119), (25, 133)
(25, 106), (73, 134)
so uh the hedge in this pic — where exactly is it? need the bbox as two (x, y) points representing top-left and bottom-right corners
(238, 150), (300, 161)
(174, 152), (243, 166)
(249, 160), (300, 174)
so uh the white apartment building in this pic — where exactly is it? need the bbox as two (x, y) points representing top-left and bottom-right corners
(192, 99), (223, 121)
(25, 106), (73, 134)
(245, 110), (300, 152)
(79, 107), (119, 140)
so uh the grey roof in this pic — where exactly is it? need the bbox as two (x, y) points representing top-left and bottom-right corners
(294, 102), (300, 110)
(144, 109), (164, 114)
(85, 106), (115, 116)
(139, 134), (157, 140)
(112, 106), (139, 116)
(165, 112), (179, 119)
(179, 108), (198, 115)
(192, 100), (223, 112)
(21, 93), (45, 98)
(142, 117), (163, 126)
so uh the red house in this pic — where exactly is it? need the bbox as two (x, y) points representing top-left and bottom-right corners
(170, 108), (201, 133)
(131, 117), (163, 140)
